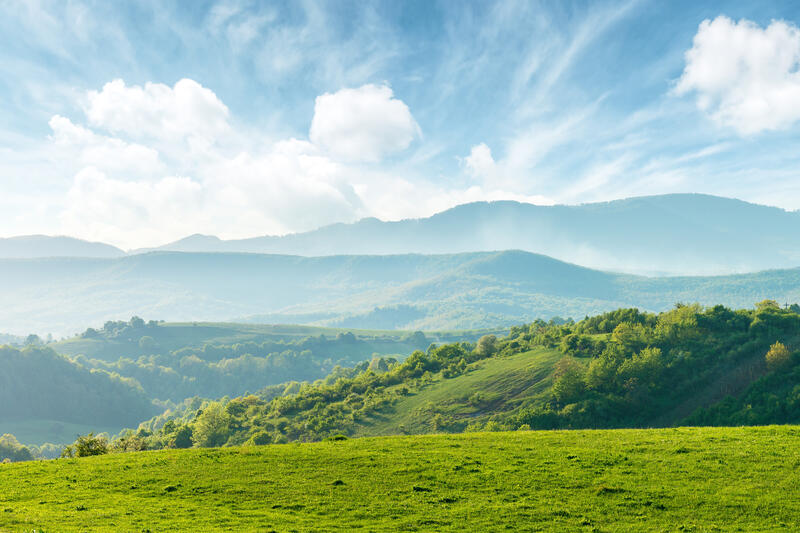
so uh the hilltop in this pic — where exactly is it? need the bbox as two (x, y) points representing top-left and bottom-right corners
(0, 235), (124, 259)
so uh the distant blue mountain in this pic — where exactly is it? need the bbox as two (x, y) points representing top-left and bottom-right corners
(2, 249), (799, 336)
(139, 194), (800, 275)
(0, 235), (124, 259)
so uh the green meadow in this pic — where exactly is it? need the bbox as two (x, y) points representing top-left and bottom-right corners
(2, 426), (799, 532)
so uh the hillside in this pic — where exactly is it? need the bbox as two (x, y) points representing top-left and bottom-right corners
(142, 194), (800, 275)
(117, 303), (800, 451)
(3, 249), (800, 335)
(0, 345), (158, 444)
(0, 320), (496, 445)
(0, 235), (124, 259)
(48, 320), (497, 405)
(1, 427), (799, 531)
(50, 321), (495, 360)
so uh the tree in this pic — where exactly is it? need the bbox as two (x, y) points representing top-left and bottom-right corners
(62, 433), (108, 458)
(168, 426), (193, 449)
(756, 300), (781, 313)
(24, 334), (41, 346)
(0, 434), (34, 462)
(406, 331), (428, 347)
(766, 342), (791, 371)
(138, 335), (156, 352)
(129, 316), (146, 329)
(192, 402), (232, 447)
(475, 335), (498, 357)
(551, 357), (586, 404)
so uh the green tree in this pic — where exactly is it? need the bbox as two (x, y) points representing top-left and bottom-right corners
(0, 434), (34, 462)
(766, 342), (791, 370)
(62, 433), (108, 458)
(192, 402), (232, 447)
(756, 300), (781, 312)
(475, 335), (498, 357)
(24, 334), (41, 346)
(138, 335), (156, 352)
(168, 425), (193, 449)
(551, 357), (586, 404)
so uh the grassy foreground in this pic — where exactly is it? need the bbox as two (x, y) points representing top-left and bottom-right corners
(1, 426), (800, 532)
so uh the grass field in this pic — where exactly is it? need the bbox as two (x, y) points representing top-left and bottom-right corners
(360, 347), (563, 436)
(1, 426), (799, 531)
(51, 321), (504, 359)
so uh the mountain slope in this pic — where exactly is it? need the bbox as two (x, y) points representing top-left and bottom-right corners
(3, 249), (800, 335)
(143, 194), (800, 275)
(0, 235), (124, 258)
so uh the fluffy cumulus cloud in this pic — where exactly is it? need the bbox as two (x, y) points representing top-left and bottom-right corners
(61, 168), (205, 246)
(676, 16), (800, 135)
(309, 84), (421, 162)
(464, 143), (497, 181)
(51, 79), (376, 248)
(49, 115), (163, 177)
(85, 79), (231, 144)
(47, 78), (551, 249)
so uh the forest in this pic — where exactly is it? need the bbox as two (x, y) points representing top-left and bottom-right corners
(4, 300), (800, 462)
(10, 300), (791, 459)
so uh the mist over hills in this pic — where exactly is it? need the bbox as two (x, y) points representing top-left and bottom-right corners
(0, 235), (124, 259)
(2, 249), (800, 336)
(137, 194), (800, 275)
(8, 194), (800, 275)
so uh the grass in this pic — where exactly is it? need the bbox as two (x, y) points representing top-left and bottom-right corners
(2, 426), (800, 531)
(361, 347), (563, 436)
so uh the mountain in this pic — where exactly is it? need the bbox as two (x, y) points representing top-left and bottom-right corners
(0, 235), (124, 259)
(2, 249), (800, 336)
(139, 194), (800, 275)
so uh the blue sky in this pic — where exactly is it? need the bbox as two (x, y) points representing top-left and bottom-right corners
(2, 0), (800, 248)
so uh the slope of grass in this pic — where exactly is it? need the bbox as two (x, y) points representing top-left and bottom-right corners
(361, 347), (563, 436)
(1, 426), (799, 531)
(52, 321), (500, 359)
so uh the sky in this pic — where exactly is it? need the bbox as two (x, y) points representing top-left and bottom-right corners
(2, 0), (800, 249)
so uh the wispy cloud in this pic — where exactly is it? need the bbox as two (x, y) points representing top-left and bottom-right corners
(2, 0), (800, 246)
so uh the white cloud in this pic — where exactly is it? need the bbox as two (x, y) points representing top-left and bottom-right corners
(309, 84), (420, 162)
(46, 77), (558, 249)
(61, 168), (205, 247)
(676, 16), (800, 135)
(464, 143), (497, 180)
(49, 115), (162, 177)
(85, 78), (231, 144)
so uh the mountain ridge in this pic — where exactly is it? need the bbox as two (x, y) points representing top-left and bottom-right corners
(43, 194), (800, 275)
(3, 248), (800, 336)
(5, 194), (800, 275)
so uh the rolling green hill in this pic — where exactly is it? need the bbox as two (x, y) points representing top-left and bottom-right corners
(1, 426), (799, 531)
(51, 321), (498, 360)
(1, 321), (499, 445)
(358, 347), (563, 437)
(120, 302), (800, 451)
(5, 248), (800, 336)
